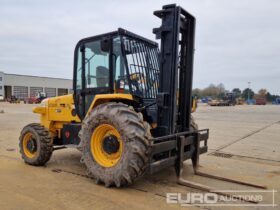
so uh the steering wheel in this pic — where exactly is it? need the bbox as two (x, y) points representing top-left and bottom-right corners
(129, 72), (145, 83)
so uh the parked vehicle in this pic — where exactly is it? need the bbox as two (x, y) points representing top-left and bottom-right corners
(208, 93), (236, 106)
(201, 97), (212, 103)
(272, 98), (280, 105)
(256, 98), (266, 105)
(246, 99), (256, 105)
(18, 4), (208, 188)
(236, 97), (245, 105)
(8, 96), (20, 104)
(24, 92), (47, 104)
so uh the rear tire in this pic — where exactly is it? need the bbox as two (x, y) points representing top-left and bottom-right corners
(19, 123), (53, 166)
(79, 102), (151, 187)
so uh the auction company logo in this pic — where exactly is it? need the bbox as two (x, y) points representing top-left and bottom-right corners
(166, 190), (277, 207)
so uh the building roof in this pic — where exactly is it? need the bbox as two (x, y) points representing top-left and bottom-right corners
(3, 72), (71, 81)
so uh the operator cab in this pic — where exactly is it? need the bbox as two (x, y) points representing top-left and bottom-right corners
(73, 28), (160, 121)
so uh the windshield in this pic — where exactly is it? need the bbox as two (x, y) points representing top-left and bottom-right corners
(122, 36), (160, 99)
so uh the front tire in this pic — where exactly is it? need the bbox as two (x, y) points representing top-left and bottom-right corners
(80, 102), (151, 187)
(19, 123), (53, 166)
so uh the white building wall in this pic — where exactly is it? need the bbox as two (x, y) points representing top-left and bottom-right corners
(2, 72), (72, 99)
(4, 74), (72, 89)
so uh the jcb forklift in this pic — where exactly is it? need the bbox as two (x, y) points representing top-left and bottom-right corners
(20, 5), (264, 194)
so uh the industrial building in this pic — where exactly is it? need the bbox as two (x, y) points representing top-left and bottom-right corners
(0, 71), (72, 100)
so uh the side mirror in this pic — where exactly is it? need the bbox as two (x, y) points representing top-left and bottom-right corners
(101, 38), (110, 52)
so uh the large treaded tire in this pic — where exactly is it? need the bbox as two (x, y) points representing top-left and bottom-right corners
(79, 102), (151, 187)
(19, 123), (53, 166)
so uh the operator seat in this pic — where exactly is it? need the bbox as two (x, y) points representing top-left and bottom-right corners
(96, 66), (109, 87)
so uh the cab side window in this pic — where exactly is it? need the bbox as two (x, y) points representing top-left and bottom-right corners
(85, 41), (109, 88)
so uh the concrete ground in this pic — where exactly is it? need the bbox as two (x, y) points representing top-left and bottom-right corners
(0, 102), (279, 209)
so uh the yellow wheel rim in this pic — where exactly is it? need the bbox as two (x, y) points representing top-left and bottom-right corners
(22, 132), (37, 158)
(91, 124), (123, 168)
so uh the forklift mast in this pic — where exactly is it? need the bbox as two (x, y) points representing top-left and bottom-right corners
(153, 4), (195, 136)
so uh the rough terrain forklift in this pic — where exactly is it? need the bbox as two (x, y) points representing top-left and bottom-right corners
(24, 4), (271, 194)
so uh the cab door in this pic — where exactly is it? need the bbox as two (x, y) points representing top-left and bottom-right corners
(74, 38), (111, 120)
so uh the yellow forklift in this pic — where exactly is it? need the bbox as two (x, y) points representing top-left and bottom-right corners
(19, 5), (266, 199)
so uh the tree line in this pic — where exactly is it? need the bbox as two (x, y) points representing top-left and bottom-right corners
(192, 83), (279, 102)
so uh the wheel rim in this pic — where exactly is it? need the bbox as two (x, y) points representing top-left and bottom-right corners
(91, 124), (123, 168)
(22, 132), (37, 158)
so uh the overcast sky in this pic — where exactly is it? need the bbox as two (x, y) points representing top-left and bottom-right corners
(0, 0), (279, 94)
